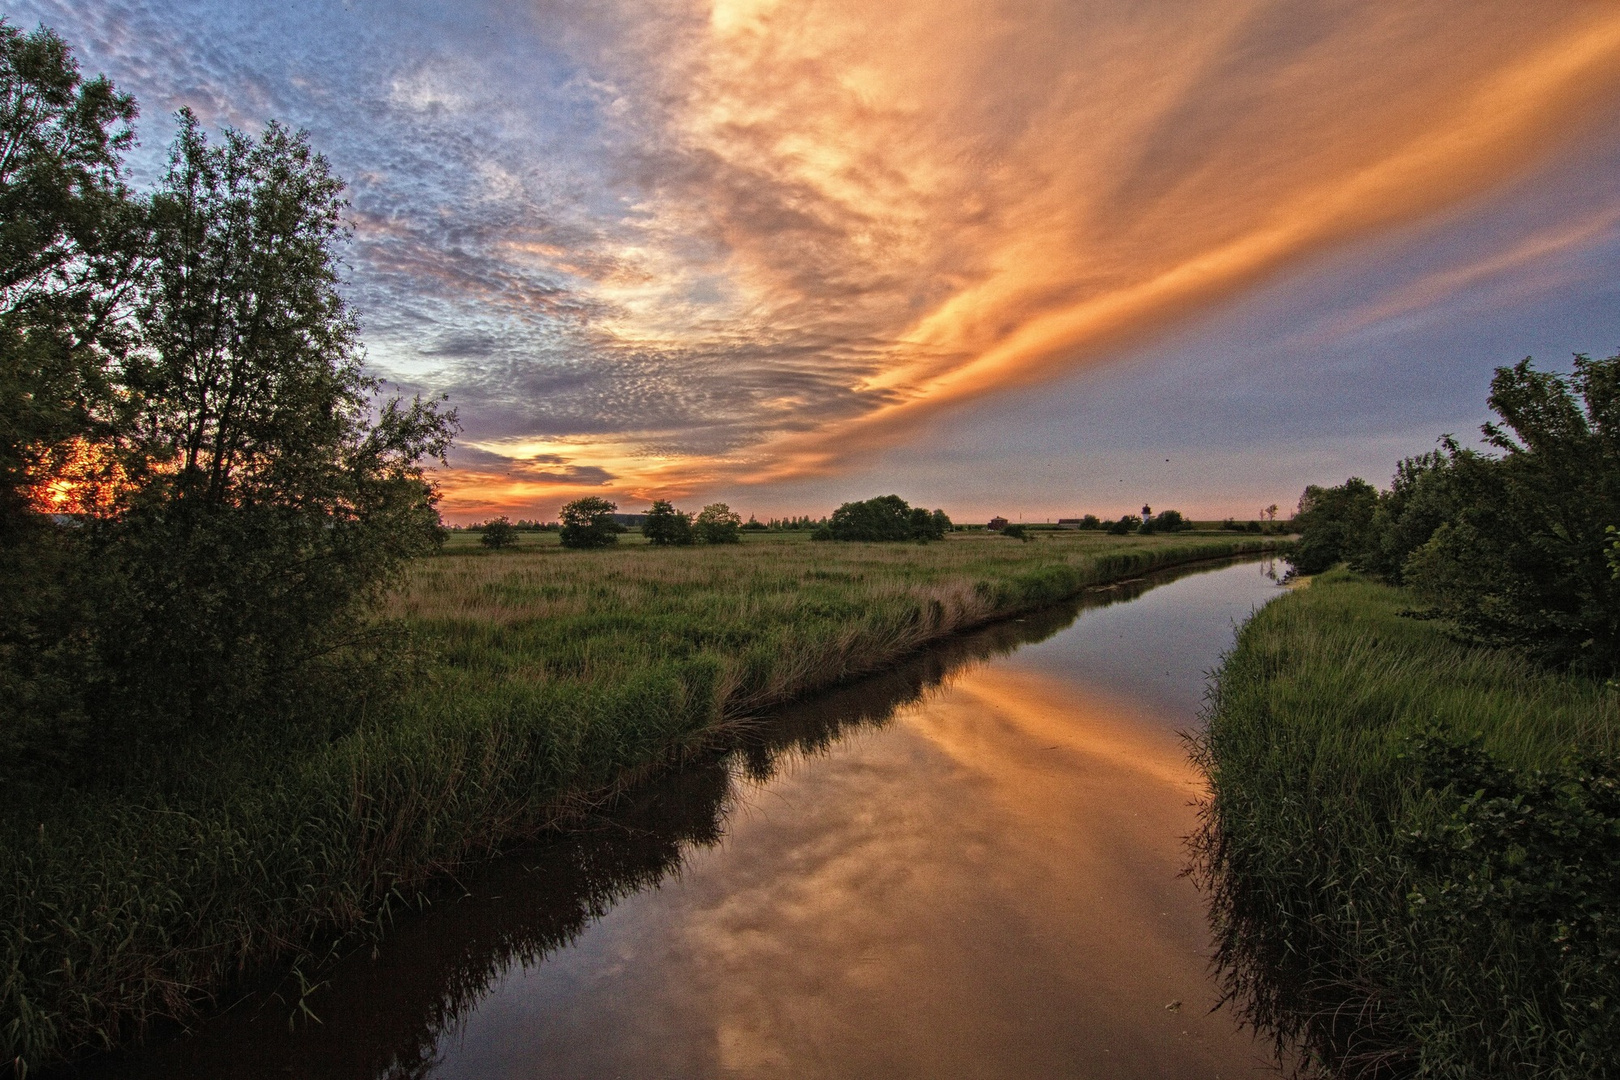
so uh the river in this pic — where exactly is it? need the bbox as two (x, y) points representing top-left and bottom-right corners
(94, 556), (1286, 1080)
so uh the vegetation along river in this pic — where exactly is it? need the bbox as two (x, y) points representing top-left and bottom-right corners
(89, 557), (1287, 1080)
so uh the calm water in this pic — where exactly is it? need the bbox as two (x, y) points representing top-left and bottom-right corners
(92, 557), (1287, 1080)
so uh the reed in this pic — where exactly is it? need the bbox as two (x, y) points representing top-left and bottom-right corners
(1194, 570), (1620, 1078)
(3, 531), (1280, 1072)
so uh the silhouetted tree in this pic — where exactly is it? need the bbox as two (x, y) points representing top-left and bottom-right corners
(694, 502), (742, 544)
(642, 499), (693, 546)
(559, 496), (620, 548)
(480, 516), (517, 549)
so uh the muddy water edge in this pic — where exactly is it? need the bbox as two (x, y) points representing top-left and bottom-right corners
(71, 556), (1288, 1080)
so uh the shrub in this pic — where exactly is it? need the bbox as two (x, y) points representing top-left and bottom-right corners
(694, 502), (742, 544)
(1287, 478), (1377, 574)
(1106, 514), (1141, 536)
(1000, 523), (1033, 541)
(642, 500), (693, 546)
(1078, 514), (1101, 530)
(480, 516), (517, 549)
(828, 495), (950, 541)
(1139, 509), (1190, 534)
(559, 497), (620, 549)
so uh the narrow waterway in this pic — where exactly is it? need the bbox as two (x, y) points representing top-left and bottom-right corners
(97, 557), (1286, 1080)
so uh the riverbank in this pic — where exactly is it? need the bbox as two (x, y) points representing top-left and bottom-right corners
(4, 532), (1282, 1071)
(1195, 570), (1620, 1078)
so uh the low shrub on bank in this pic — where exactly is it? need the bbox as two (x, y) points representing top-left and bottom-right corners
(1195, 571), (1620, 1078)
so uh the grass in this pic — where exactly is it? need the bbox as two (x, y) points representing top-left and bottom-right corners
(2, 529), (1282, 1072)
(1194, 570), (1620, 1079)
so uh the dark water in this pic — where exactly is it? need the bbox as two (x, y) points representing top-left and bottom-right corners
(89, 557), (1287, 1080)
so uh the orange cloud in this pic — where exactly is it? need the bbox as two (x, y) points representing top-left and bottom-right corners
(438, 1), (1620, 515)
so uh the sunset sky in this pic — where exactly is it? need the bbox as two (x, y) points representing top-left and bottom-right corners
(26, 0), (1620, 522)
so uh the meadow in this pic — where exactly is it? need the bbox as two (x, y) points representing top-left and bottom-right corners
(2, 528), (1281, 1070)
(1196, 570), (1620, 1079)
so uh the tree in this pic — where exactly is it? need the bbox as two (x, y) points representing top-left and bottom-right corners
(1001, 523), (1033, 542)
(827, 495), (950, 541)
(694, 502), (742, 543)
(0, 21), (141, 527)
(1078, 514), (1100, 530)
(559, 496), (620, 548)
(1287, 478), (1378, 575)
(95, 110), (456, 742)
(1139, 509), (1189, 534)
(480, 515), (517, 549)
(0, 23), (142, 774)
(1107, 514), (1141, 535)
(1403, 354), (1620, 670)
(642, 499), (692, 546)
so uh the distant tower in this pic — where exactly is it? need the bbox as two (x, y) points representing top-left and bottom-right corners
(1141, 504), (1151, 519)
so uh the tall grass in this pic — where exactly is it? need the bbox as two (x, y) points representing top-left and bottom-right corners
(4, 531), (1280, 1071)
(1194, 570), (1620, 1079)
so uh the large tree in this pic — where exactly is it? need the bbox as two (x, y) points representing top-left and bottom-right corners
(0, 22), (140, 523)
(90, 110), (456, 740)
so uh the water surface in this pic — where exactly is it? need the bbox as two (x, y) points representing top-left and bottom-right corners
(95, 557), (1286, 1079)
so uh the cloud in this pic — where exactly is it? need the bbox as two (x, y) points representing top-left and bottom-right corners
(22, 0), (1620, 519)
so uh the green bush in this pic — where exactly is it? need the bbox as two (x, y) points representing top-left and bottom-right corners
(559, 497), (621, 549)
(827, 495), (950, 542)
(642, 499), (693, 546)
(694, 502), (742, 544)
(1290, 353), (1620, 672)
(480, 516), (517, 549)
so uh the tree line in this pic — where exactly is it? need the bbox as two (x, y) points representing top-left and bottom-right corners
(0, 24), (455, 780)
(1289, 352), (1620, 674)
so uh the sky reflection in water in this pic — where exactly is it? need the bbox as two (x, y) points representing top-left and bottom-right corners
(95, 558), (1285, 1080)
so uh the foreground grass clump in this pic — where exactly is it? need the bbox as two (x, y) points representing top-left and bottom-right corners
(1195, 570), (1620, 1079)
(2, 531), (1278, 1070)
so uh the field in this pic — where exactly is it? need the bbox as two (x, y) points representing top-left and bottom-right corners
(3, 529), (1283, 1070)
(1195, 570), (1620, 1078)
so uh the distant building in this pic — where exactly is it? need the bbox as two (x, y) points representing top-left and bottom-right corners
(987, 516), (1009, 531)
(1056, 518), (1082, 529)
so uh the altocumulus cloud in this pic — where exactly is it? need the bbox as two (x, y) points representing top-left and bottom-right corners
(17, 0), (1620, 517)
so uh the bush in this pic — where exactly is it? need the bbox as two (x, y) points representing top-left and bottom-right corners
(1106, 514), (1141, 536)
(480, 516), (517, 549)
(1287, 478), (1378, 574)
(642, 500), (693, 546)
(1291, 353), (1620, 672)
(826, 495), (950, 541)
(1000, 523), (1033, 541)
(694, 502), (741, 544)
(559, 497), (621, 549)
(2, 92), (456, 773)
(1139, 509), (1190, 534)
(1078, 514), (1101, 530)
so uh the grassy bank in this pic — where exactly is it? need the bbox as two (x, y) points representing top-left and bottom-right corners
(4, 531), (1280, 1071)
(1195, 571), (1620, 1078)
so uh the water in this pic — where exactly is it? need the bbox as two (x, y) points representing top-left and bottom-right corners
(92, 557), (1287, 1080)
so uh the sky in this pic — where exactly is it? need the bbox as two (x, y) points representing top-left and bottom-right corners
(22, 0), (1620, 522)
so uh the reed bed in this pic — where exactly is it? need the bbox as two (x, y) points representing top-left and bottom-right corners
(1194, 570), (1620, 1079)
(4, 530), (1279, 1071)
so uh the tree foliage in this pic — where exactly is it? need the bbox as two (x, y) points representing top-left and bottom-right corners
(826, 495), (950, 542)
(559, 496), (620, 548)
(642, 499), (693, 546)
(480, 515), (517, 549)
(694, 502), (742, 544)
(1289, 353), (1620, 673)
(0, 27), (457, 777)
(0, 22), (140, 526)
